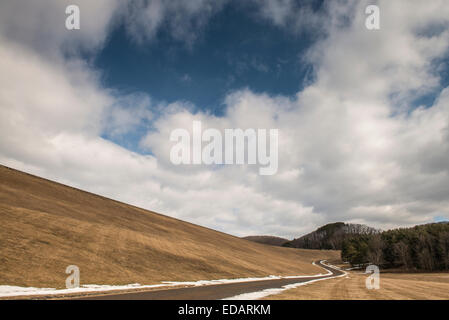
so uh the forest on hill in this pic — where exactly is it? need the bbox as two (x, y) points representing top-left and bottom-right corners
(284, 222), (380, 250)
(342, 222), (449, 271)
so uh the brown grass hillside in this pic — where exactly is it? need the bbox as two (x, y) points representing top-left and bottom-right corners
(0, 165), (339, 288)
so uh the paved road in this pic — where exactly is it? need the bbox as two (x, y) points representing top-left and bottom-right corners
(77, 261), (344, 300)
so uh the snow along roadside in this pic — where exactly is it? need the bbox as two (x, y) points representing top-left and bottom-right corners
(222, 260), (347, 300)
(0, 262), (332, 298)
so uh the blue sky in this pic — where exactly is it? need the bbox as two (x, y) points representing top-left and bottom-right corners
(95, 2), (316, 116)
(434, 216), (449, 223)
(94, 0), (449, 154)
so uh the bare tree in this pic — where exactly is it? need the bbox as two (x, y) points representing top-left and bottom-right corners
(393, 241), (411, 269)
(367, 234), (383, 265)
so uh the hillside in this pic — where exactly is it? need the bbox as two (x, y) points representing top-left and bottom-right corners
(242, 236), (289, 247)
(0, 165), (339, 288)
(284, 222), (380, 250)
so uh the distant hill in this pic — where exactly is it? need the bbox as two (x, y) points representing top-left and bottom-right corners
(284, 222), (381, 250)
(242, 235), (289, 247)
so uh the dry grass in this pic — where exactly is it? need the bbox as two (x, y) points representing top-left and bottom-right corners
(0, 165), (339, 288)
(265, 270), (449, 300)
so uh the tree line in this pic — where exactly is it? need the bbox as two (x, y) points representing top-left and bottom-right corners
(341, 222), (449, 271)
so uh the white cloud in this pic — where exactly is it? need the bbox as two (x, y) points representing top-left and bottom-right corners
(123, 0), (228, 46)
(104, 93), (154, 138)
(0, 0), (122, 56)
(1, 0), (449, 239)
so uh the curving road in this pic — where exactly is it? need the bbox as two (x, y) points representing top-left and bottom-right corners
(75, 261), (344, 300)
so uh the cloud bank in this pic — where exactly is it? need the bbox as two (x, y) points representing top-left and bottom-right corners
(1, 0), (449, 238)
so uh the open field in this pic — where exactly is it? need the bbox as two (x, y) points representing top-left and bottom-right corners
(265, 270), (449, 300)
(0, 165), (339, 289)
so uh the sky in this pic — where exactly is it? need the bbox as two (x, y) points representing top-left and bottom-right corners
(1, 0), (449, 238)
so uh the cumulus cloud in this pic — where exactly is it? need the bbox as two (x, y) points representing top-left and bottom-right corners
(141, 0), (449, 233)
(123, 0), (228, 45)
(0, 0), (122, 56)
(1, 0), (449, 238)
(104, 93), (154, 139)
(252, 0), (347, 39)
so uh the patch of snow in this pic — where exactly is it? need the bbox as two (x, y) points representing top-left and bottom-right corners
(222, 261), (347, 300)
(0, 283), (169, 298)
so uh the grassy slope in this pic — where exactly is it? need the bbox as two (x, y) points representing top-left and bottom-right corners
(265, 270), (449, 300)
(0, 165), (339, 288)
(265, 261), (449, 300)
